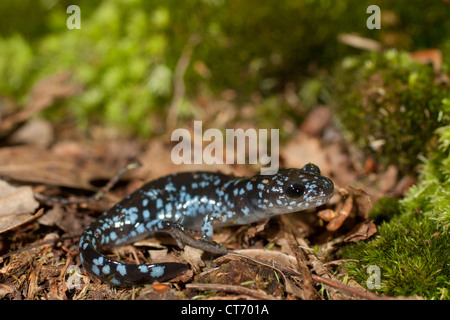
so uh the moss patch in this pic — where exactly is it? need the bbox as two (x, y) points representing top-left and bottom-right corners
(331, 50), (449, 174)
(340, 125), (450, 299)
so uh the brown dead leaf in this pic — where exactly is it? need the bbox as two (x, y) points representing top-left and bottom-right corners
(0, 145), (111, 190)
(7, 118), (54, 147)
(317, 209), (338, 221)
(410, 49), (442, 72)
(344, 220), (377, 242)
(378, 164), (399, 193)
(0, 71), (81, 137)
(0, 283), (14, 299)
(214, 250), (310, 299)
(0, 179), (41, 234)
(300, 106), (332, 137)
(324, 195), (353, 231)
(179, 245), (206, 273)
(339, 186), (373, 220)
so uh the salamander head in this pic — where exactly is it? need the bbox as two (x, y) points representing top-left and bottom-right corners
(247, 163), (334, 215)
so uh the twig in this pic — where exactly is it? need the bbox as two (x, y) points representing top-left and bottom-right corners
(337, 33), (383, 52)
(282, 219), (315, 300)
(311, 274), (385, 300)
(166, 34), (201, 129)
(186, 283), (278, 300)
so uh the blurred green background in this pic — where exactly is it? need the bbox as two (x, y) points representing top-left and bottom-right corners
(0, 0), (449, 137)
(1, 0), (449, 299)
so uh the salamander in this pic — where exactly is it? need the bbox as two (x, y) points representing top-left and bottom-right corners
(78, 163), (334, 286)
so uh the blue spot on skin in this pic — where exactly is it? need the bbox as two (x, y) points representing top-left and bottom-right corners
(136, 223), (145, 233)
(117, 264), (127, 276)
(144, 189), (158, 200)
(110, 231), (118, 241)
(142, 198), (149, 207)
(138, 265), (148, 273)
(110, 278), (121, 285)
(92, 265), (100, 275)
(93, 257), (104, 265)
(128, 212), (139, 224)
(143, 209), (150, 219)
(165, 182), (176, 192)
(102, 265), (110, 274)
(150, 266), (165, 278)
(246, 182), (253, 191)
(146, 220), (160, 230)
(156, 198), (163, 209)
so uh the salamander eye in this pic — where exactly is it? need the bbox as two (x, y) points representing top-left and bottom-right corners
(285, 182), (306, 198)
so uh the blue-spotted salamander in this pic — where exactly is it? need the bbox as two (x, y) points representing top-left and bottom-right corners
(78, 163), (334, 286)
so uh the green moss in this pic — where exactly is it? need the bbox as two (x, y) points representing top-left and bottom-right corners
(340, 125), (450, 299)
(368, 197), (402, 224)
(401, 125), (450, 228)
(331, 50), (449, 174)
(340, 213), (449, 299)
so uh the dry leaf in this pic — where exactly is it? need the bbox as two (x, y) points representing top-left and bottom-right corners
(300, 106), (332, 137)
(0, 179), (40, 233)
(410, 49), (442, 72)
(0, 71), (80, 137)
(0, 145), (111, 190)
(179, 245), (206, 272)
(344, 220), (377, 242)
(338, 186), (372, 220)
